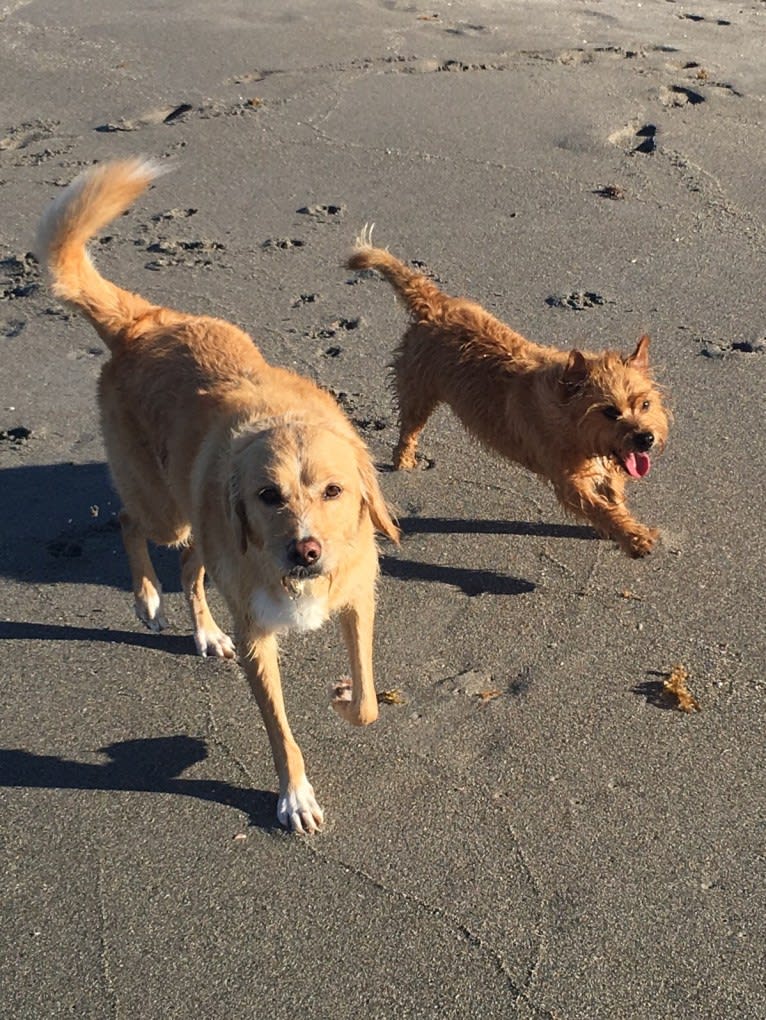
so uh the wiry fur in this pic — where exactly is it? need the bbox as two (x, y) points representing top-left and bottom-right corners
(36, 160), (399, 833)
(348, 234), (670, 558)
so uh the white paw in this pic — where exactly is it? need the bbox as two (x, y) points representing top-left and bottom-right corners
(194, 625), (236, 659)
(277, 777), (324, 835)
(134, 590), (168, 632)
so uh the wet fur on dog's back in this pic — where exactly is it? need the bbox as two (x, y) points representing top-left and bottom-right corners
(36, 160), (399, 833)
(348, 231), (669, 558)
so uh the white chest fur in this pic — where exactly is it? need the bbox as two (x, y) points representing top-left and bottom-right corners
(251, 585), (329, 634)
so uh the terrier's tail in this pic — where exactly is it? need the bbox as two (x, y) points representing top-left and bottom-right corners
(36, 158), (166, 351)
(347, 225), (448, 322)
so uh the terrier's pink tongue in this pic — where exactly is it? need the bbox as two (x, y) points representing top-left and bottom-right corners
(624, 452), (651, 478)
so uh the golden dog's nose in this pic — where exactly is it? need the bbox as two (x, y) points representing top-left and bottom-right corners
(292, 537), (322, 567)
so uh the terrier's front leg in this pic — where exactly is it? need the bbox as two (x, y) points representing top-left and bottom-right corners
(240, 628), (324, 834)
(561, 475), (659, 558)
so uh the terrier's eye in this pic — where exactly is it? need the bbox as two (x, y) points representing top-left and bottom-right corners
(641, 399), (651, 411)
(258, 486), (284, 506)
(323, 483), (343, 500)
(602, 405), (621, 421)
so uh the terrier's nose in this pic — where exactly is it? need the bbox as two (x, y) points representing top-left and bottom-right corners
(634, 431), (655, 452)
(292, 537), (322, 567)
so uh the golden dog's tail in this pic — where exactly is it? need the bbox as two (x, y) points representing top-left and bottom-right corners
(347, 226), (448, 322)
(36, 158), (166, 351)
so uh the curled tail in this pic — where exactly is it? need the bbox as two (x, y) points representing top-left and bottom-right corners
(347, 226), (449, 323)
(36, 158), (166, 350)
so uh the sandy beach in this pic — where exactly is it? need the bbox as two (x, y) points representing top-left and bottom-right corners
(1, 2), (765, 1017)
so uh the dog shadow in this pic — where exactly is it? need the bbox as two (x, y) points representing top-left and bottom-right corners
(0, 460), (180, 590)
(0, 462), (565, 602)
(1, 460), (579, 603)
(0, 619), (195, 654)
(399, 516), (596, 541)
(381, 515), (595, 596)
(0, 735), (279, 830)
(381, 554), (534, 597)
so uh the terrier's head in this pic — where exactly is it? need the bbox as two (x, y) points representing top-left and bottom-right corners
(560, 335), (670, 477)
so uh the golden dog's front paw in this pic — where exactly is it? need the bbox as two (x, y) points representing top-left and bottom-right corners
(277, 777), (324, 835)
(193, 624), (236, 659)
(622, 525), (660, 558)
(330, 680), (378, 726)
(134, 587), (168, 632)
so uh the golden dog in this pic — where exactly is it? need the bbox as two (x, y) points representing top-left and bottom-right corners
(36, 160), (399, 833)
(348, 229), (669, 558)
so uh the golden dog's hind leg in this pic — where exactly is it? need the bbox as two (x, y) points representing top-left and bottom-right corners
(332, 589), (379, 726)
(240, 630), (324, 834)
(119, 509), (169, 632)
(180, 545), (235, 659)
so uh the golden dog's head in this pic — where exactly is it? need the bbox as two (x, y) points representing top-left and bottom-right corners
(229, 416), (398, 588)
(560, 335), (670, 478)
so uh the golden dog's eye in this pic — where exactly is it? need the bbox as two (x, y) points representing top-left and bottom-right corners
(323, 483), (342, 500)
(641, 399), (651, 411)
(602, 405), (621, 421)
(258, 486), (284, 506)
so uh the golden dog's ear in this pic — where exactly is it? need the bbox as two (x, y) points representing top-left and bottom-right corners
(228, 474), (262, 553)
(356, 447), (400, 545)
(627, 334), (651, 373)
(561, 349), (589, 396)
(234, 499), (256, 553)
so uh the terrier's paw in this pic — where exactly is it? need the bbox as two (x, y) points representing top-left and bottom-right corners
(330, 679), (378, 726)
(624, 526), (660, 558)
(277, 777), (324, 835)
(393, 446), (418, 471)
(394, 447), (434, 472)
(194, 625), (236, 659)
(134, 590), (168, 632)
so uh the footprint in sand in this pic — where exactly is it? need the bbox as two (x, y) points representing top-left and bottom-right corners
(699, 337), (766, 359)
(0, 120), (60, 152)
(262, 238), (306, 251)
(96, 98), (261, 133)
(678, 12), (731, 26)
(297, 204), (346, 222)
(96, 104), (194, 132)
(0, 254), (40, 301)
(307, 317), (361, 341)
(143, 239), (227, 271)
(608, 121), (657, 155)
(1, 319), (26, 338)
(0, 425), (33, 447)
(443, 23), (488, 37)
(658, 84), (705, 108)
(151, 208), (198, 223)
(546, 291), (609, 311)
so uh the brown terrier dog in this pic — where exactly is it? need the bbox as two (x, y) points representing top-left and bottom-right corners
(348, 229), (669, 558)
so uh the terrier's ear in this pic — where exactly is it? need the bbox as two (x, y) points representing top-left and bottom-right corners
(627, 334), (651, 373)
(561, 349), (589, 395)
